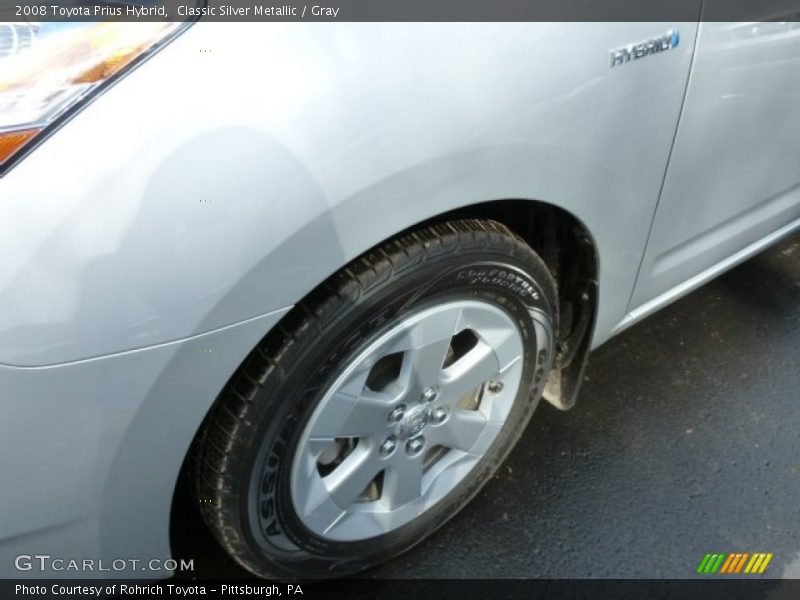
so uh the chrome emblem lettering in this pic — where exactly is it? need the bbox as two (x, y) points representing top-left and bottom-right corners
(610, 29), (680, 68)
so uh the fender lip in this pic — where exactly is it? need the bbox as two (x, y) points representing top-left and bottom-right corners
(543, 277), (598, 411)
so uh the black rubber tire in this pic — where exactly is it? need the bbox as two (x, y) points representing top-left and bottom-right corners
(192, 218), (557, 579)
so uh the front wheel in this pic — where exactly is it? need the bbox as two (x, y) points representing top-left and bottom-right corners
(193, 219), (557, 579)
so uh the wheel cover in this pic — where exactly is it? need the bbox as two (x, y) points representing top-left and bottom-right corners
(289, 299), (525, 542)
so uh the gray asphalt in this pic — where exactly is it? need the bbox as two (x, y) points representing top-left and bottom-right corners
(174, 232), (800, 579)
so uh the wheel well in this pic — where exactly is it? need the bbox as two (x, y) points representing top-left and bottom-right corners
(422, 199), (598, 377)
(170, 198), (599, 559)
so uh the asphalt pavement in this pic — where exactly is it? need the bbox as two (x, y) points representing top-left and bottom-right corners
(173, 232), (800, 579)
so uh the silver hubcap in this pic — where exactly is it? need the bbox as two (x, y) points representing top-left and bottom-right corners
(290, 300), (524, 541)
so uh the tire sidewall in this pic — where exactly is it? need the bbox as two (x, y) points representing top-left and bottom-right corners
(239, 247), (556, 576)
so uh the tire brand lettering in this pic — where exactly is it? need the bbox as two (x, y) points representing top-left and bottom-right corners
(456, 268), (540, 301)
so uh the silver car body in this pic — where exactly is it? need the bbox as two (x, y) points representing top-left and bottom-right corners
(2, 20), (800, 575)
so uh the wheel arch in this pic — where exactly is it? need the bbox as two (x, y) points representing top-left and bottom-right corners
(170, 203), (596, 567)
(407, 199), (599, 411)
(170, 197), (599, 565)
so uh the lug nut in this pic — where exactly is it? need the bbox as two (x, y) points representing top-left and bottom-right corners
(380, 436), (397, 457)
(406, 436), (425, 456)
(487, 380), (504, 394)
(431, 406), (449, 424)
(387, 405), (406, 424)
(421, 386), (439, 403)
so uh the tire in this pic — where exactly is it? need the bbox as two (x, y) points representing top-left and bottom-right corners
(193, 218), (557, 579)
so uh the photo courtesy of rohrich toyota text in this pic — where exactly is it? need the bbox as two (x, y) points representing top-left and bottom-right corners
(15, 583), (299, 596)
(0, 0), (799, 598)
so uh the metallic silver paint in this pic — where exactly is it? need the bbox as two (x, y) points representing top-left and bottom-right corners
(0, 307), (289, 577)
(2, 20), (797, 576)
(628, 21), (800, 310)
(0, 22), (696, 368)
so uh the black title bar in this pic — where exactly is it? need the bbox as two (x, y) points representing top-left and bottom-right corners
(2, 0), (800, 22)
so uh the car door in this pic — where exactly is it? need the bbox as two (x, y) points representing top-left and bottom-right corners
(625, 17), (800, 320)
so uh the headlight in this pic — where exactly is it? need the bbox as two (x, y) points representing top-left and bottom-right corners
(0, 19), (189, 173)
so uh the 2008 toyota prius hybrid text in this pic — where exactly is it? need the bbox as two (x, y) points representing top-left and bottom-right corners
(1, 17), (800, 579)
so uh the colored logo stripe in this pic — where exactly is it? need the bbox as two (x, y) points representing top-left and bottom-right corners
(719, 554), (736, 573)
(696, 553), (726, 573)
(720, 553), (748, 573)
(698, 552), (773, 575)
(745, 553), (774, 574)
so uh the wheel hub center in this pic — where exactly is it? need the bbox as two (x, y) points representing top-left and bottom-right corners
(398, 405), (429, 439)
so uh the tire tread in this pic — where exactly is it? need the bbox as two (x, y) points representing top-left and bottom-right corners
(192, 218), (550, 578)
